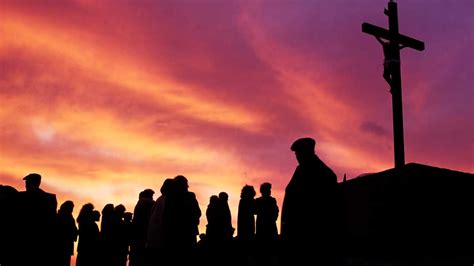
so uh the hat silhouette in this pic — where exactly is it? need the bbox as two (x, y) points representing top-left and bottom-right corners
(23, 173), (41, 182)
(291, 137), (316, 152)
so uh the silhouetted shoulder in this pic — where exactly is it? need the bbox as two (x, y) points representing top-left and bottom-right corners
(45, 191), (57, 199)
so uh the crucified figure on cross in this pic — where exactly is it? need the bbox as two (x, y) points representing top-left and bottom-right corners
(374, 36), (407, 88)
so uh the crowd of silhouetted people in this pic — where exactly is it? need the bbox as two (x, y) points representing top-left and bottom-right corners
(0, 137), (345, 266)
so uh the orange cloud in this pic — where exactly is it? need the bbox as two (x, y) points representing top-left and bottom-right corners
(0, 11), (265, 132)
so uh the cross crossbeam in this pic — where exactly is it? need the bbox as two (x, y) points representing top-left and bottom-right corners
(362, 23), (425, 51)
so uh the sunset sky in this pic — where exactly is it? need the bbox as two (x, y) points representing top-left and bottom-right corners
(1, 0), (473, 247)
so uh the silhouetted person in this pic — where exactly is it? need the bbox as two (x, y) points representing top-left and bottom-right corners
(147, 178), (173, 266)
(0, 185), (18, 266)
(122, 212), (133, 266)
(163, 175), (201, 265)
(114, 204), (129, 266)
(255, 183), (279, 242)
(205, 192), (235, 266)
(237, 185), (256, 241)
(57, 200), (78, 266)
(375, 36), (399, 88)
(206, 195), (222, 244)
(130, 189), (154, 266)
(281, 137), (339, 265)
(100, 203), (116, 266)
(76, 203), (100, 266)
(205, 195), (222, 265)
(237, 185), (256, 265)
(15, 173), (58, 266)
(219, 192), (235, 240)
(255, 182), (279, 266)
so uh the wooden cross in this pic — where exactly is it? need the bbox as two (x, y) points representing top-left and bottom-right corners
(362, 0), (424, 169)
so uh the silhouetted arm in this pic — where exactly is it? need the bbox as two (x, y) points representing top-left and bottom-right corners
(375, 36), (386, 46)
(272, 198), (279, 221)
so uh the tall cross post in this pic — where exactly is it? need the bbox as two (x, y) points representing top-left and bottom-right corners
(362, 0), (424, 169)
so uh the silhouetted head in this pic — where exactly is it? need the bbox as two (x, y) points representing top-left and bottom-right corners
(102, 203), (115, 216)
(174, 175), (189, 192)
(123, 212), (133, 222)
(59, 200), (75, 214)
(92, 210), (101, 222)
(77, 203), (94, 223)
(23, 173), (41, 191)
(139, 188), (155, 200)
(209, 195), (219, 205)
(0, 185), (18, 200)
(291, 137), (316, 164)
(115, 204), (126, 218)
(219, 192), (229, 202)
(160, 178), (174, 196)
(241, 185), (256, 200)
(82, 203), (94, 213)
(260, 182), (272, 197)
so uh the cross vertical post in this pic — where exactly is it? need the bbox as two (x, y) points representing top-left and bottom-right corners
(387, 1), (405, 169)
(362, 1), (424, 169)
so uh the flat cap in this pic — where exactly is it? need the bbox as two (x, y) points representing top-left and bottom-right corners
(23, 173), (41, 182)
(291, 137), (316, 152)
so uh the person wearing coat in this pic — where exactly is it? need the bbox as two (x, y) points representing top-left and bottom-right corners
(281, 138), (339, 266)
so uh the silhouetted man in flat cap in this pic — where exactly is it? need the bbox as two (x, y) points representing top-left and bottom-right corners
(15, 173), (58, 266)
(281, 138), (339, 265)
